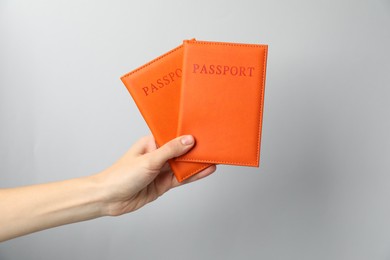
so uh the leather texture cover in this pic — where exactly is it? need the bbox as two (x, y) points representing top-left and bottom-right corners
(176, 40), (268, 166)
(121, 44), (211, 182)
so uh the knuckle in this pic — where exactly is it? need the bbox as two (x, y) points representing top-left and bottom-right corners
(164, 141), (181, 157)
(163, 143), (175, 156)
(142, 155), (158, 170)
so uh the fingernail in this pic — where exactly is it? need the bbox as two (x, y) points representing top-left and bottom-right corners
(180, 135), (194, 145)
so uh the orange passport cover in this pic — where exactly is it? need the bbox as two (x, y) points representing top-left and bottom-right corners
(121, 44), (211, 182)
(176, 40), (268, 166)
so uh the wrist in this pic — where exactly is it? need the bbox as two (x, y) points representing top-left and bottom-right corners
(84, 173), (112, 218)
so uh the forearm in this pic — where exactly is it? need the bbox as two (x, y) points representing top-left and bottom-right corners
(0, 175), (106, 242)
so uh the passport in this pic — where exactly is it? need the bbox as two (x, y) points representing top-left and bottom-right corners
(121, 43), (212, 182)
(176, 40), (268, 167)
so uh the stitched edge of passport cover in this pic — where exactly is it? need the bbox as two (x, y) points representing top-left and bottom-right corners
(176, 40), (268, 166)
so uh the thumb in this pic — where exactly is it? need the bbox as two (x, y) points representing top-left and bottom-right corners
(147, 135), (195, 169)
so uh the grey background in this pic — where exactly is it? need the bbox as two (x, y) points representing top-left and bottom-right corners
(1, 0), (390, 259)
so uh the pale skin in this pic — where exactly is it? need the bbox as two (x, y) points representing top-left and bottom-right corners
(0, 135), (216, 242)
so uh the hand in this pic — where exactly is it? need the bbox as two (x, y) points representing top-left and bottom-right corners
(95, 135), (216, 216)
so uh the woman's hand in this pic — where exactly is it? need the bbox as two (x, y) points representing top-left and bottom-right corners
(96, 135), (216, 216)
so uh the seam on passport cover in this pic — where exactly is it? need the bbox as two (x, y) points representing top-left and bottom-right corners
(184, 40), (267, 49)
(179, 163), (211, 182)
(177, 158), (258, 166)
